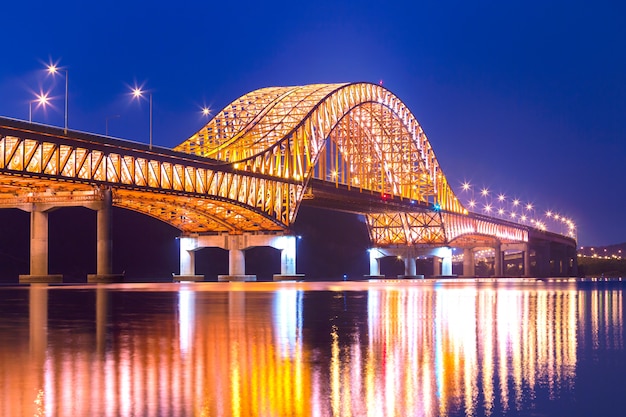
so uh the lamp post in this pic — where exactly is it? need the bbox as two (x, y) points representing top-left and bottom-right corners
(46, 63), (68, 134)
(29, 93), (50, 123)
(131, 86), (153, 149)
(105, 114), (120, 136)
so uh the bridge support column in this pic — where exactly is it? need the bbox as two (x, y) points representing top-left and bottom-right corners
(404, 256), (417, 276)
(31, 210), (48, 276)
(173, 236), (204, 282)
(229, 248), (246, 275)
(532, 242), (550, 278)
(88, 189), (123, 283)
(217, 234), (256, 281)
(432, 256), (441, 276)
(365, 249), (385, 278)
(180, 237), (196, 275)
(272, 235), (304, 281)
(19, 209), (62, 283)
(279, 236), (296, 275)
(96, 189), (112, 275)
(462, 248), (475, 277)
(493, 244), (503, 277)
(523, 244), (531, 277)
(441, 248), (453, 276)
(431, 247), (453, 277)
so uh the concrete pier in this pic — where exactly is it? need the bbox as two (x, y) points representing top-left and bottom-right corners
(19, 209), (63, 283)
(96, 188), (112, 275)
(368, 246), (453, 278)
(462, 248), (475, 277)
(88, 189), (123, 283)
(178, 232), (302, 281)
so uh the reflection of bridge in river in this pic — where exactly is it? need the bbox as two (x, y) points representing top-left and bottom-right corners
(1, 282), (621, 416)
(0, 83), (576, 282)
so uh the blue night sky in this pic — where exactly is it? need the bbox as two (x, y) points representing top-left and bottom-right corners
(1, 0), (625, 247)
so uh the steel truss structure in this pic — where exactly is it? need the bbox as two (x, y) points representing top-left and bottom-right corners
(0, 82), (531, 246)
(0, 122), (297, 233)
(176, 82), (527, 245)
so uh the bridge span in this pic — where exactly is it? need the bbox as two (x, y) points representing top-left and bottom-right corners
(0, 82), (576, 282)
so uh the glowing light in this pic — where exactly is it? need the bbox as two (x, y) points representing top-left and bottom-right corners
(546, 211), (552, 217)
(132, 87), (143, 98)
(483, 204), (492, 213)
(468, 200), (476, 208)
(497, 208), (505, 215)
(202, 106), (211, 116)
(36, 93), (49, 106)
(462, 181), (471, 191)
(512, 199), (520, 206)
(481, 188), (489, 197)
(525, 203), (533, 211)
(46, 63), (59, 75)
(497, 194), (505, 202)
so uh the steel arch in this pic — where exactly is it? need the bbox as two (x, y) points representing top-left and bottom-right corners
(175, 82), (466, 221)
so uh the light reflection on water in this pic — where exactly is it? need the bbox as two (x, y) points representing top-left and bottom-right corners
(0, 280), (623, 416)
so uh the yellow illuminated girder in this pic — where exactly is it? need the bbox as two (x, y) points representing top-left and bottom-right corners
(0, 133), (296, 233)
(442, 212), (528, 244)
(366, 211), (528, 246)
(175, 82), (465, 214)
(367, 212), (446, 245)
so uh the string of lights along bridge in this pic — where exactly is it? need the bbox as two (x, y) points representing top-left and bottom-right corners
(456, 181), (576, 240)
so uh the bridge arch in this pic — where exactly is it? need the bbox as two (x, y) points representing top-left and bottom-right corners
(175, 82), (466, 226)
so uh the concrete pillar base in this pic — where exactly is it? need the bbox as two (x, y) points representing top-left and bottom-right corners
(173, 274), (205, 282)
(273, 274), (305, 281)
(19, 274), (63, 284)
(87, 274), (125, 283)
(218, 274), (257, 282)
(363, 275), (386, 279)
(398, 274), (425, 279)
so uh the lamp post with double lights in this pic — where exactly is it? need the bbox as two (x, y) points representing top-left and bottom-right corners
(29, 93), (50, 123)
(131, 86), (153, 149)
(46, 62), (68, 134)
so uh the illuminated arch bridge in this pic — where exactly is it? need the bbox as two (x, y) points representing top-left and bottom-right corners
(0, 83), (576, 280)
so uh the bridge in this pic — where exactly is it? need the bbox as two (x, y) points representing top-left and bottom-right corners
(0, 82), (577, 282)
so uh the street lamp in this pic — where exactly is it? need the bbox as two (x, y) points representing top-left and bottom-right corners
(29, 93), (50, 123)
(106, 114), (120, 136)
(131, 86), (153, 149)
(46, 62), (68, 134)
(202, 106), (211, 117)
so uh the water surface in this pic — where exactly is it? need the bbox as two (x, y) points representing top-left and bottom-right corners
(0, 279), (624, 416)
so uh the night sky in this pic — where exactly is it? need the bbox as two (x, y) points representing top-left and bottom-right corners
(1, 0), (625, 247)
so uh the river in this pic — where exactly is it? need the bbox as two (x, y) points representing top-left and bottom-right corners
(0, 279), (623, 416)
